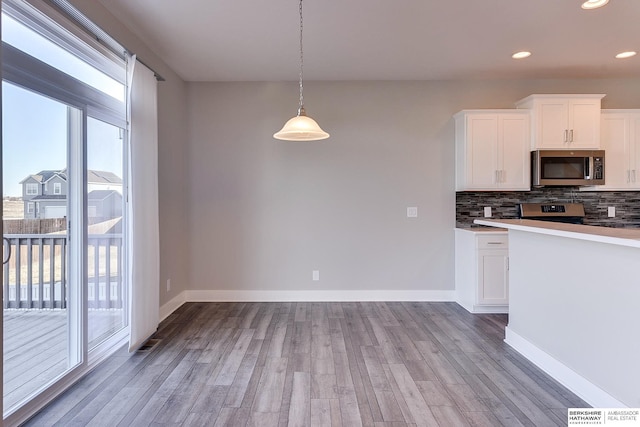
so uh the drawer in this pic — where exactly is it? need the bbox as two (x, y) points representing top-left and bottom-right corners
(476, 234), (508, 249)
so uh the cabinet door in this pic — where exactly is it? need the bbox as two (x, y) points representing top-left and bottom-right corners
(569, 99), (602, 148)
(629, 115), (640, 188)
(478, 250), (509, 305)
(599, 114), (630, 189)
(499, 115), (530, 190)
(465, 115), (499, 189)
(537, 100), (569, 148)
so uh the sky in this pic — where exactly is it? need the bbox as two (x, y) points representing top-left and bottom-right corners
(2, 83), (124, 197)
(2, 12), (125, 197)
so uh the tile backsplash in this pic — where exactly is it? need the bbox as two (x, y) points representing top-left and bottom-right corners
(456, 188), (640, 228)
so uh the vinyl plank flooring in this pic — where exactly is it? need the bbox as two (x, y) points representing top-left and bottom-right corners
(212, 329), (255, 386)
(252, 357), (289, 413)
(310, 399), (332, 427)
(26, 302), (590, 427)
(431, 405), (471, 427)
(287, 371), (311, 427)
(387, 363), (439, 426)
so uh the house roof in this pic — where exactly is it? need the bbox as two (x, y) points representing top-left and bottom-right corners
(20, 169), (122, 185)
(88, 170), (122, 185)
(29, 195), (67, 201)
(88, 189), (122, 201)
(19, 170), (66, 185)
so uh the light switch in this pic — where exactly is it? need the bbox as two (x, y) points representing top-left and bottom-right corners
(608, 206), (615, 218)
(484, 207), (492, 218)
(407, 207), (418, 218)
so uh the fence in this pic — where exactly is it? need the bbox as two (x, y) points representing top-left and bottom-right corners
(3, 234), (124, 309)
(3, 218), (67, 234)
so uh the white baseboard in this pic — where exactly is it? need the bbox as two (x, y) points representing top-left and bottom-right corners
(159, 291), (187, 322)
(456, 299), (509, 314)
(184, 289), (456, 303)
(159, 288), (455, 326)
(505, 326), (626, 408)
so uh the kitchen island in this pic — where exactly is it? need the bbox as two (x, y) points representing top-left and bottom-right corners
(475, 218), (640, 408)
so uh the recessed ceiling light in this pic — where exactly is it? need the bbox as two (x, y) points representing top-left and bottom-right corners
(581, 0), (609, 9)
(512, 51), (532, 59)
(615, 51), (637, 59)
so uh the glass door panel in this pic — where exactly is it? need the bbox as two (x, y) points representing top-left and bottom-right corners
(2, 82), (81, 412)
(87, 117), (127, 348)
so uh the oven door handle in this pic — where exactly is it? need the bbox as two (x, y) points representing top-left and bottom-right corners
(585, 157), (592, 180)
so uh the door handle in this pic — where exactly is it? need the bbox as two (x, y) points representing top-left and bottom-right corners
(2, 237), (11, 265)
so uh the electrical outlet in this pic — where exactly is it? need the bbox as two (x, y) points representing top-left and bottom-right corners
(407, 207), (418, 218)
(484, 207), (492, 218)
(608, 206), (616, 218)
(312, 270), (320, 281)
(166, 279), (171, 292)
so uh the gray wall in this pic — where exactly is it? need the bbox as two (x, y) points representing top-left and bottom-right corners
(69, 0), (190, 307)
(51, 2), (640, 301)
(186, 79), (640, 296)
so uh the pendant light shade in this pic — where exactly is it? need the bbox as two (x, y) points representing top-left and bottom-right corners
(274, 0), (329, 142)
(274, 107), (329, 141)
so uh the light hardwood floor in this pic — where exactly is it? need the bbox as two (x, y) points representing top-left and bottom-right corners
(25, 302), (588, 426)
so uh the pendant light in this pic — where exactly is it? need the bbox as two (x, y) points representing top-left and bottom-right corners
(274, 0), (329, 141)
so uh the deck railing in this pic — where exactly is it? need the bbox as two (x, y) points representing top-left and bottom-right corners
(3, 234), (124, 309)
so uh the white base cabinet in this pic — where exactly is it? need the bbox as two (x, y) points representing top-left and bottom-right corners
(455, 229), (509, 314)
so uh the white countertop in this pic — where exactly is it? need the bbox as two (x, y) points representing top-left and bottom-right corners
(474, 218), (640, 248)
(455, 227), (507, 233)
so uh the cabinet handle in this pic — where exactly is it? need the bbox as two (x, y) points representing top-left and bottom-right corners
(501, 170), (505, 183)
(506, 257), (509, 271)
(627, 170), (631, 183)
(634, 170), (637, 183)
(564, 129), (568, 143)
(570, 129), (574, 142)
(487, 242), (504, 245)
(495, 170), (498, 184)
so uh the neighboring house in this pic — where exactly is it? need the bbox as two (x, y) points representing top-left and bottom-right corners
(20, 169), (123, 219)
(87, 170), (124, 194)
(88, 190), (123, 219)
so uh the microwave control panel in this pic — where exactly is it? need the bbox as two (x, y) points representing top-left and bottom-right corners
(594, 157), (604, 180)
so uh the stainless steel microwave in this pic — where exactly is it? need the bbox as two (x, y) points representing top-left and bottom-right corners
(532, 149), (605, 187)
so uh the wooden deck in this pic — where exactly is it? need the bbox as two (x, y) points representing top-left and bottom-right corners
(27, 302), (589, 426)
(3, 309), (124, 411)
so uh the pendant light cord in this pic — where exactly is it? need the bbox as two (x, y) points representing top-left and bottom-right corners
(298, 0), (305, 116)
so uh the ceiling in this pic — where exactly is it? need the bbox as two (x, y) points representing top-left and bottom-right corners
(97, 0), (640, 82)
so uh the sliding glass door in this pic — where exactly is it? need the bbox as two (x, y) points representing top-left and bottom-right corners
(2, 82), (82, 411)
(87, 117), (127, 349)
(1, 0), (128, 420)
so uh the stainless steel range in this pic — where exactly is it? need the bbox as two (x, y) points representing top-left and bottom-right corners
(518, 203), (585, 224)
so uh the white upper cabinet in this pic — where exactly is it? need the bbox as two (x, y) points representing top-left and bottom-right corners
(585, 110), (640, 191)
(455, 110), (530, 191)
(515, 94), (605, 149)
